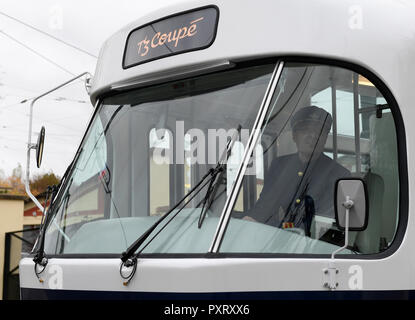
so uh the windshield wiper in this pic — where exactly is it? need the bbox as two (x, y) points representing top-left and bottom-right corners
(120, 125), (241, 283)
(33, 176), (73, 282)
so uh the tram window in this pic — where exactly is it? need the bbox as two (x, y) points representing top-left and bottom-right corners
(149, 128), (171, 216)
(41, 62), (276, 255)
(184, 133), (192, 195)
(227, 141), (244, 211)
(254, 144), (265, 201)
(221, 63), (400, 256)
(43, 114), (108, 254)
(227, 142), (265, 212)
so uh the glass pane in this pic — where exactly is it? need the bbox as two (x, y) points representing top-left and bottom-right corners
(220, 63), (399, 255)
(42, 63), (276, 254)
(149, 128), (171, 216)
(184, 133), (192, 195)
(44, 114), (110, 254)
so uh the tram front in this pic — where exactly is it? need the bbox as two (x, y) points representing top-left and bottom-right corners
(20, 0), (412, 299)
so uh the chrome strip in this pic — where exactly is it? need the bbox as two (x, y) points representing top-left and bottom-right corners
(208, 61), (285, 253)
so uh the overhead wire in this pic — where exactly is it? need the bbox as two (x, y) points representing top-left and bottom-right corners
(0, 12), (95, 176)
(0, 81), (88, 105)
(0, 11), (97, 59)
(0, 30), (76, 76)
(0, 100), (31, 110)
(0, 15), (92, 108)
(1, 104), (86, 133)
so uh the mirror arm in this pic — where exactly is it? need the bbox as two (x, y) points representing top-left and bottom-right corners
(331, 196), (353, 260)
(25, 72), (92, 212)
(325, 196), (353, 290)
(25, 145), (44, 212)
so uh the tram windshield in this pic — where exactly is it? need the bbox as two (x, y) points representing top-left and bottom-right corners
(42, 63), (276, 255)
(41, 60), (400, 256)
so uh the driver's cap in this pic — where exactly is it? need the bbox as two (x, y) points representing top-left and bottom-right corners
(291, 106), (332, 134)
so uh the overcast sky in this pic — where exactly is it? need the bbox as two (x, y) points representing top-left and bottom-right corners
(0, 0), (183, 179)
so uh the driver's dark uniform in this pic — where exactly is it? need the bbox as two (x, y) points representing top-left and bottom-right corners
(246, 152), (350, 235)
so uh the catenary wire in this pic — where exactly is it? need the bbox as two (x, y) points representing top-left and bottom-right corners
(0, 11), (97, 58)
(0, 30), (76, 76)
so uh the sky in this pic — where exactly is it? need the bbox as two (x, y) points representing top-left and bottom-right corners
(0, 0), (183, 179)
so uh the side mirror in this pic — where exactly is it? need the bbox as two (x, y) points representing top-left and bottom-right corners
(326, 178), (369, 289)
(36, 126), (45, 168)
(334, 178), (369, 231)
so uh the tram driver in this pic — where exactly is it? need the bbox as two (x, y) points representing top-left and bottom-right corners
(242, 106), (351, 236)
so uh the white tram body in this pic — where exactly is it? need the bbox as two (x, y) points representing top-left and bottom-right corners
(19, 0), (415, 299)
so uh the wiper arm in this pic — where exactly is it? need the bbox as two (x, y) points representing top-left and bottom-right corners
(33, 185), (56, 268)
(120, 167), (216, 265)
(33, 177), (73, 282)
(32, 147), (82, 282)
(198, 125), (241, 228)
(120, 125), (242, 282)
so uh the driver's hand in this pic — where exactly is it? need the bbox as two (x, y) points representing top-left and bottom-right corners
(242, 216), (257, 222)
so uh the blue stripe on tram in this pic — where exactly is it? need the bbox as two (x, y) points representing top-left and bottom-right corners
(20, 288), (415, 300)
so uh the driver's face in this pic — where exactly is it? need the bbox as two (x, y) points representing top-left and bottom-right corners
(292, 122), (327, 157)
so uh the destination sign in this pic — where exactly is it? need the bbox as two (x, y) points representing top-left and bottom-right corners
(123, 7), (219, 68)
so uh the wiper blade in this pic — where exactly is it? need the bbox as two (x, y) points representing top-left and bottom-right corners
(198, 125), (241, 228)
(120, 166), (216, 263)
(33, 177), (73, 281)
(32, 146), (83, 279)
(120, 124), (242, 264)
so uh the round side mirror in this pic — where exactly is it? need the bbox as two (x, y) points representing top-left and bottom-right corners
(36, 126), (45, 168)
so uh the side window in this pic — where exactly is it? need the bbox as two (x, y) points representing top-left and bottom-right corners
(149, 128), (171, 216)
(254, 144), (265, 202)
(220, 63), (400, 255)
(227, 141), (245, 211)
(184, 133), (192, 195)
(227, 142), (265, 212)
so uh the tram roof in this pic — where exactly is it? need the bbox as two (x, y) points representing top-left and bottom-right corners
(90, 0), (415, 114)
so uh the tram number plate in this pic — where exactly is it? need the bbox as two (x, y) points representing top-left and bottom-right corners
(123, 6), (219, 68)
